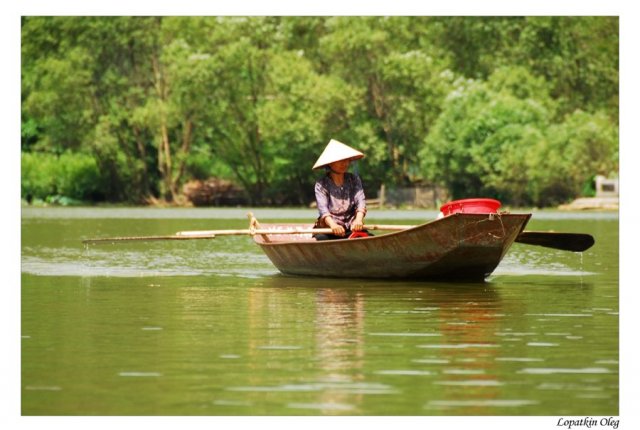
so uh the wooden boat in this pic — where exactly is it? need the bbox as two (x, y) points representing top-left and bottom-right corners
(83, 196), (593, 280)
(252, 212), (532, 281)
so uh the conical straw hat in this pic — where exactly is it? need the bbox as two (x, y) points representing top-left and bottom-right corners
(312, 139), (364, 170)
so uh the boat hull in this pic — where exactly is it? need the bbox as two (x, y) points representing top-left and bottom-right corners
(253, 213), (531, 281)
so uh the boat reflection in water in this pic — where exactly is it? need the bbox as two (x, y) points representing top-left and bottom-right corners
(239, 277), (516, 414)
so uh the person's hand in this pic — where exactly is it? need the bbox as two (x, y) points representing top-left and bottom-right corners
(327, 218), (346, 236)
(331, 224), (346, 236)
(352, 213), (364, 231)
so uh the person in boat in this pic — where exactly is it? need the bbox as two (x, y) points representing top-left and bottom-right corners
(312, 139), (373, 240)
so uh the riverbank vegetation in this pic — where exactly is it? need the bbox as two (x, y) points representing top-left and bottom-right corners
(21, 16), (618, 207)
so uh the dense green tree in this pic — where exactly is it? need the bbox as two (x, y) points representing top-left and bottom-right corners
(517, 17), (619, 117)
(426, 17), (525, 79)
(428, 16), (619, 118)
(421, 65), (618, 207)
(319, 16), (452, 186)
(419, 71), (550, 202)
(22, 17), (162, 201)
(528, 110), (619, 206)
(258, 51), (362, 204)
(20, 16), (619, 207)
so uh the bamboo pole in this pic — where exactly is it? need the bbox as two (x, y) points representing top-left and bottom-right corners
(83, 224), (417, 245)
(175, 224), (414, 237)
(82, 223), (594, 252)
(82, 234), (218, 244)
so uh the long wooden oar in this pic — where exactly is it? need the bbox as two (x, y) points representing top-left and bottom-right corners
(82, 224), (416, 244)
(82, 233), (219, 244)
(514, 231), (595, 252)
(82, 228), (332, 244)
(174, 224), (414, 237)
(177, 227), (594, 252)
(84, 224), (594, 252)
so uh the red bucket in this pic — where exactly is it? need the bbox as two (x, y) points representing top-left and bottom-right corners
(440, 198), (501, 216)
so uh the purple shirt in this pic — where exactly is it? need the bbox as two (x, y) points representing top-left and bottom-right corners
(314, 172), (367, 229)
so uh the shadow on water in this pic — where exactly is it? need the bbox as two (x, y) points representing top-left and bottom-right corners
(251, 272), (596, 299)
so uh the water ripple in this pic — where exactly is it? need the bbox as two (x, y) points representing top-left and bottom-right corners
(412, 359), (450, 364)
(24, 386), (62, 391)
(257, 345), (303, 350)
(22, 246), (276, 278)
(375, 370), (434, 376)
(443, 369), (485, 375)
(495, 357), (545, 362)
(418, 343), (499, 349)
(434, 380), (503, 386)
(228, 381), (397, 395)
(118, 372), (162, 377)
(287, 402), (354, 411)
(526, 313), (593, 318)
(426, 399), (538, 409)
(369, 332), (442, 337)
(519, 367), (612, 375)
(213, 400), (253, 407)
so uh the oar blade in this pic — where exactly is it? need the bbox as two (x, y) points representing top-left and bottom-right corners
(515, 231), (595, 252)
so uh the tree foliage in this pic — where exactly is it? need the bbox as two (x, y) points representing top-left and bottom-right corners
(21, 16), (618, 207)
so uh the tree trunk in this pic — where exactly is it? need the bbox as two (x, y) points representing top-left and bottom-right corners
(133, 127), (150, 196)
(370, 76), (402, 182)
(172, 119), (193, 193)
(160, 121), (175, 201)
(152, 45), (176, 202)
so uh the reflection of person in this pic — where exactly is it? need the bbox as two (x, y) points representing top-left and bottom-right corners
(312, 139), (372, 241)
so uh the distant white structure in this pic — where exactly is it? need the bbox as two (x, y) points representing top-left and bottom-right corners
(595, 175), (619, 198)
(559, 174), (619, 211)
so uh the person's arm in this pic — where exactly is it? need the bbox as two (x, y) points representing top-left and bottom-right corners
(324, 215), (346, 236)
(351, 175), (367, 231)
(352, 210), (365, 231)
(315, 179), (345, 236)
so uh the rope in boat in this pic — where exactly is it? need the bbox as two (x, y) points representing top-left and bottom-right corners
(467, 211), (507, 241)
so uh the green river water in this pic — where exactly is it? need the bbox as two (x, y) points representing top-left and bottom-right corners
(20, 207), (619, 417)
